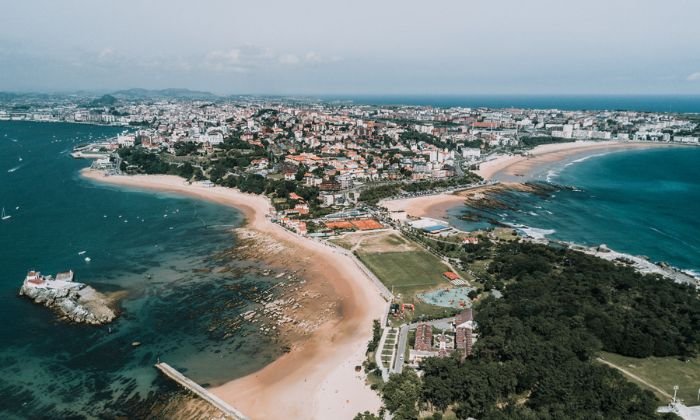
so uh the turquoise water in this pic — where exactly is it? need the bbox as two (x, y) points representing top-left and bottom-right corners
(449, 147), (700, 274)
(0, 122), (282, 418)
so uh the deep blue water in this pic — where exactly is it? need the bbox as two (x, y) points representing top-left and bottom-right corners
(449, 147), (700, 274)
(318, 95), (700, 113)
(0, 122), (282, 418)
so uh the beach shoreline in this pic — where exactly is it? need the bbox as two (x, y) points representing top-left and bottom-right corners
(476, 140), (682, 181)
(384, 141), (683, 221)
(81, 169), (387, 420)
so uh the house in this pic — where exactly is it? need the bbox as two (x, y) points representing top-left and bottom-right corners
(304, 173), (323, 186)
(282, 168), (297, 181)
(319, 180), (342, 191)
(414, 323), (433, 352)
(294, 203), (310, 215)
(251, 158), (269, 169)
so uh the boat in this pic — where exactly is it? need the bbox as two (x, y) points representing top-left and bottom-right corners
(84, 257), (91, 262)
(78, 251), (87, 255)
(1, 207), (11, 220)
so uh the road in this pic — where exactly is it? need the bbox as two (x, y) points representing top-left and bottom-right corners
(392, 324), (409, 374)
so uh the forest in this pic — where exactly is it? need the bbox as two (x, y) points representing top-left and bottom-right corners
(375, 242), (698, 419)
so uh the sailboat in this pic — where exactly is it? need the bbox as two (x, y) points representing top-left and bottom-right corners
(1, 207), (11, 220)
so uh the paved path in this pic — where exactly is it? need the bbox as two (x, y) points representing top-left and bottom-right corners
(375, 328), (391, 381)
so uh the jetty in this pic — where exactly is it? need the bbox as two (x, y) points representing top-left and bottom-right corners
(154, 362), (249, 420)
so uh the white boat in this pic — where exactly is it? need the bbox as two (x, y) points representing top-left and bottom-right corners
(84, 257), (91, 262)
(78, 251), (87, 255)
(1, 208), (10, 220)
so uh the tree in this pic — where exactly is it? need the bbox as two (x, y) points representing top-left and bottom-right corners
(353, 411), (383, 420)
(367, 319), (382, 353)
(295, 164), (308, 181)
(382, 369), (421, 420)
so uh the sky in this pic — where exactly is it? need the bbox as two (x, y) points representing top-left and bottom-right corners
(1, 0), (699, 95)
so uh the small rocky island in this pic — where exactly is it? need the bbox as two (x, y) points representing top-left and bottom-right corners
(19, 270), (117, 325)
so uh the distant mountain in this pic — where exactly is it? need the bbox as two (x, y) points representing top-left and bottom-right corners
(111, 88), (218, 100)
(87, 94), (118, 107)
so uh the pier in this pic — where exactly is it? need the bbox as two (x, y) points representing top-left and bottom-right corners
(154, 362), (249, 420)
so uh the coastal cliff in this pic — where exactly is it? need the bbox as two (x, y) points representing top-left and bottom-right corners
(19, 282), (117, 325)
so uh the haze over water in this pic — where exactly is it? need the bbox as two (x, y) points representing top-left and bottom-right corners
(0, 121), (281, 418)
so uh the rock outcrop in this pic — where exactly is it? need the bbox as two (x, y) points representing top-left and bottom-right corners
(20, 283), (117, 325)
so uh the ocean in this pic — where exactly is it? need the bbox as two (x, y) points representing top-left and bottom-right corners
(0, 122), (282, 418)
(448, 147), (700, 275)
(318, 94), (700, 113)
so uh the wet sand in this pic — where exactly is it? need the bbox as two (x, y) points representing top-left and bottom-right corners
(81, 170), (387, 419)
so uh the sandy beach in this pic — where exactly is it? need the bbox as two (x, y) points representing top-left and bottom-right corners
(476, 140), (677, 181)
(381, 193), (466, 221)
(385, 141), (680, 221)
(81, 170), (387, 420)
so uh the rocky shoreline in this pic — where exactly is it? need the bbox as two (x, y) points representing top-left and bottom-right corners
(19, 282), (117, 325)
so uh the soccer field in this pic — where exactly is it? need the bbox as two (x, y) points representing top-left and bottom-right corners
(358, 250), (451, 298)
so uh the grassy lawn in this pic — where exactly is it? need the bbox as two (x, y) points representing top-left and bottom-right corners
(359, 250), (455, 323)
(599, 351), (700, 406)
(340, 231), (461, 322)
(358, 251), (452, 298)
(491, 227), (520, 242)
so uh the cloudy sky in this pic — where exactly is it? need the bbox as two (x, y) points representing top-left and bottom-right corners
(1, 0), (699, 94)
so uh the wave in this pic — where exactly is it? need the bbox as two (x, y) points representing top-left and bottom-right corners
(505, 222), (556, 239)
(546, 152), (611, 183)
(545, 169), (559, 183)
(682, 269), (700, 280)
(566, 152), (610, 166)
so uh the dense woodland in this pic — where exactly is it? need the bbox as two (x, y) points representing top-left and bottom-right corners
(519, 136), (569, 148)
(374, 242), (698, 419)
